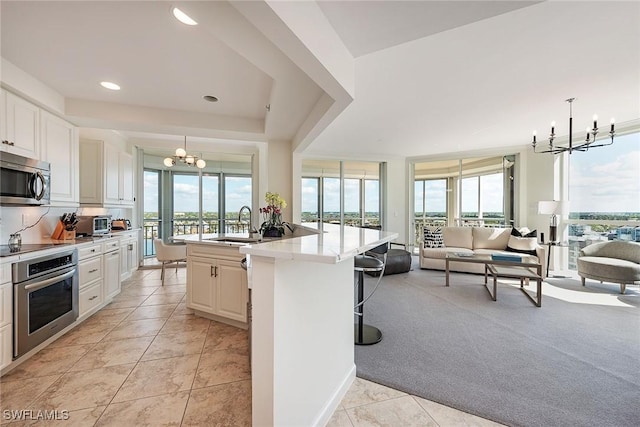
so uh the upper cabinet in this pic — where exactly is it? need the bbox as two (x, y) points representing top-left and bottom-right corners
(39, 110), (79, 205)
(80, 139), (134, 206)
(1, 89), (40, 158)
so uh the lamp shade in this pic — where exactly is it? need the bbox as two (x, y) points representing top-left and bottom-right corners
(537, 200), (569, 215)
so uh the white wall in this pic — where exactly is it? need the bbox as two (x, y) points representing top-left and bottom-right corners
(385, 158), (407, 244)
(265, 140), (293, 223)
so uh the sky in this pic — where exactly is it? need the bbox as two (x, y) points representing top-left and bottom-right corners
(569, 132), (640, 213)
(144, 172), (251, 214)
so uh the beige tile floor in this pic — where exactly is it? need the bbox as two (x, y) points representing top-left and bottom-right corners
(1, 266), (503, 427)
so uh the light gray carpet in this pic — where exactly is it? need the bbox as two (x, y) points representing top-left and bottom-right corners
(354, 258), (640, 427)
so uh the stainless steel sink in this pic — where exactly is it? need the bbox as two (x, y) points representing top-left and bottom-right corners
(206, 236), (261, 244)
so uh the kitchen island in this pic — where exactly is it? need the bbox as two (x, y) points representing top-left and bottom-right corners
(240, 223), (397, 427)
(180, 223), (397, 426)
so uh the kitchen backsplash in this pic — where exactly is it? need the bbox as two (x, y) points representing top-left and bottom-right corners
(0, 206), (133, 244)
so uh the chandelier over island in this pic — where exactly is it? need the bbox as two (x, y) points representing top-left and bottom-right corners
(532, 98), (615, 155)
(164, 136), (206, 169)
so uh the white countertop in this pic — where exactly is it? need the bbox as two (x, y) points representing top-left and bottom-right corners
(239, 223), (397, 264)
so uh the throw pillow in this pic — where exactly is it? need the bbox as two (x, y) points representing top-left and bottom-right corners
(423, 227), (444, 248)
(506, 227), (537, 255)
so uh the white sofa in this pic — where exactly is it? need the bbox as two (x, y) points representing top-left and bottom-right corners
(419, 226), (547, 277)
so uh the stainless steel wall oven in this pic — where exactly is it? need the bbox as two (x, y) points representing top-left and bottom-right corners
(12, 249), (78, 358)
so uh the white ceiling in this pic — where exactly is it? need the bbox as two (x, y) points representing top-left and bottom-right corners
(1, 1), (639, 159)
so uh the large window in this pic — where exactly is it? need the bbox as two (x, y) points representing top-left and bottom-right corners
(413, 155), (513, 249)
(301, 160), (383, 228)
(567, 131), (640, 268)
(142, 152), (253, 257)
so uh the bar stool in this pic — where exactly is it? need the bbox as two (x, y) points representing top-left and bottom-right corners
(354, 243), (387, 345)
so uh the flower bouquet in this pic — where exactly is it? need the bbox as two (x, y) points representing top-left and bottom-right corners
(259, 192), (292, 238)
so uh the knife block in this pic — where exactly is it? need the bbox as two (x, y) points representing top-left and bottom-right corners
(51, 221), (76, 240)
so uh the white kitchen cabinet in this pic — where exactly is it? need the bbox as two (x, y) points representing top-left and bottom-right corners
(119, 231), (139, 281)
(186, 244), (248, 328)
(1, 265), (13, 370)
(39, 110), (79, 205)
(79, 138), (134, 206)
(1, 90), (40, 158)
(103, 245), (121, 301)
(77, 243), (103, 318)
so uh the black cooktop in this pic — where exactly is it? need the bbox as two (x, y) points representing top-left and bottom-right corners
(0, 243), (73, 258)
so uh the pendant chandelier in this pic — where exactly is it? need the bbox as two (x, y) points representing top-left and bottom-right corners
(164, 136), (206, 169)
(531, 98), (615, 155)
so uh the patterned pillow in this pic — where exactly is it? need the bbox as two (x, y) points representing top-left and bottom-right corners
(506, 227), (538, 255)
(423, 227), (444, 248)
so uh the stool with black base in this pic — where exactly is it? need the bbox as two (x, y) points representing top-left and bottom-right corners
(354, 243), (387, 345)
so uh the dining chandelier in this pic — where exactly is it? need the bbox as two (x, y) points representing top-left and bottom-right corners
(163, 136), (206, 169)
(531, 98), (615, 154)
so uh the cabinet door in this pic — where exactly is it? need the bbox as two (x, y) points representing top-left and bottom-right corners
(104, 249), (121, 300)
(79, 139), (103, 204)
(216, 259), (248, 322)
(79, 280), (103, 318)
(119, 151), (134, 204)
(0, 283), (11, 328)
(40, 111), (79, 204)
(120, 241), (130, 281)
(104, 143), (120, 204)
(0, 90), (6, 145)
(128, 239), (138, 274)
(187, 256), (216, 312)
(0, 324), (11, 370)
(3, 92), (39, 158)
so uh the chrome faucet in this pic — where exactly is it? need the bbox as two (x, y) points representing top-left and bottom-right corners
(238, 205), (258, 235)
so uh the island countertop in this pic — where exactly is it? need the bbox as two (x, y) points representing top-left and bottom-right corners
(239, 222), (398, 263)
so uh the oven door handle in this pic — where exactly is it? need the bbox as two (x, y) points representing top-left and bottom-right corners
(24, 268), (76, 292)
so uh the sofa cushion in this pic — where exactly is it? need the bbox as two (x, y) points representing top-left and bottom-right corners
(443, 227), (473, 249)
(422, 247), (472, 259)
(577, 256), (640, 282)
(472, 227), (511, 250)
(423, 227), (444, 248)
(506, 228), (538, 255)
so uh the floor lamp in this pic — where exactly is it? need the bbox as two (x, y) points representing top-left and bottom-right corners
(537, 200), (569, 244)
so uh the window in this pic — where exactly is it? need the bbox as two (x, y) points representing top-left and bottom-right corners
(142, 152), (252, 258)
(301, 159), (383, 227)
(301, 178), (319, 223)
(143, 169), (160, 256)
(412, 155), (512, 250)
(224, 176), (252, 232)
(567, 131), (640, 269)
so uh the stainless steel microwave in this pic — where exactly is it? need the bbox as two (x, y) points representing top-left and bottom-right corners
(0, 152), (51, 206)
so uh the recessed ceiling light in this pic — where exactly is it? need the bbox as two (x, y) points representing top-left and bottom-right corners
(100, 81), (120, 91)
(203, 95), (218, 103)
(172, 7), (197, 26)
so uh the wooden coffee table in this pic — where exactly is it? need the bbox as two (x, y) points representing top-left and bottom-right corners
(445, 253), (542, 307)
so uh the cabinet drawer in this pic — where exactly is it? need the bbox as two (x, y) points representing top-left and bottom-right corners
(0, 283), (11, 328)
(1, 263), (10, 285)
(0, 324), (12, 370)
(79, 280), (103, 317)
(78, 244), (102, 260)
(79, 256), (102, 286)
(102, 239), (120, 252)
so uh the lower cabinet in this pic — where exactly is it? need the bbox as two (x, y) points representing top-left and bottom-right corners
(187, 245), (248, 328)
(0, 324), (11, 370)
(0, 279), (12, 370)
(119, 232), (139, 281)
(79, 280), (103, 316)
(103, 248), (121, 301)
(78, 243), (104, 318)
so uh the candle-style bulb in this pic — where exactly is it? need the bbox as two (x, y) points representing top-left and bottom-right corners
(532, 130), (537, 144)
(593, 114), (598, 129)
(550, 121), (556, 134)
(610, 118), (615, 133)
(585, 128), (590, 142)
